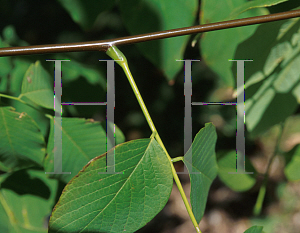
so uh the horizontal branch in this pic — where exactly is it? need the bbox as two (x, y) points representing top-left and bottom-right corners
(1, 9), (300, 57)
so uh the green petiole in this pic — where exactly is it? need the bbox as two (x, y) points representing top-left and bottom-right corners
(106, 45), (201, 233)
(0, 93), (44, 113)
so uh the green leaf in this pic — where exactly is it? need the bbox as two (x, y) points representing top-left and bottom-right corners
(19, 61), (54, 110)
(244, 225), (264, 233)
(11, 100), (50, 138)
(57, 0), (115, 30)
(284, 144), (300, 181)
(200, 0), (268, 86)
(280, 115), (300, 152)
(227, 0), (288, 20)
(0, 169), (58, 233)
(183, 123), (218, 223)
(217, 150), (256, 192)
(0, 107), (46, 172)
(48, 138), (173, 233)
(0, 37), (13, 92)
(44, 116), (125, 183)
(61, 59), (106, 88)
(9, 59), (32, 96)
(234, 18), (300, 136)
(119, 0), (198, 81)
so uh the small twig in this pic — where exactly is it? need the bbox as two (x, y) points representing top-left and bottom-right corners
(0, 10), (300, 57)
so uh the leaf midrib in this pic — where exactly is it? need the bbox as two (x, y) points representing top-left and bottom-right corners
(52, 139), (153, 232)
(80, 138), (153, 232)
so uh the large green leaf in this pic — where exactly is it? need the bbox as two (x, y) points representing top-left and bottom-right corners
(0, 107), (46, 172)
(48, 138), (173, 233)
(57, 0), (115, 30)
(183, 123), (218, 223)
(244, 225), (264, 233)
(284, 144), (300, 181)
(44, 116), (125, 183)
(0, 169), (58, 233)
(234, 18), (300, 136)
(227, 0), (288, 20)
(217, 150), (256, 192)
(200, 0), (268, 86)
(19, 61), (54, 110)
(119, 0), (198, 81)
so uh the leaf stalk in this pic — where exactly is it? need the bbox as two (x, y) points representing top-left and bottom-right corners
(106, 45), (201, 233)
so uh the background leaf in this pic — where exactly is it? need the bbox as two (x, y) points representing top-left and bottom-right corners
(60, 58), (106, 88)
(9, 59), (32, 96)
(19, 61), (54, 110)
(183, 123), (218, 223)
(44, 116), (125, 183)
(227, 0), (288, 20)
(284, 144), (300, 181)
(0, 106), (45, 172)
(57, 0), (116, 30)
(244, 225), (264, 233)
(0, 169), (58, 233)
(48, 138), (173, 233)
(217, 150), (256, 192)
(200, 0), (268, 86)
(119, 0), (198, 81)
(0, 37), (13, 93)
(234, 18), (300, 136)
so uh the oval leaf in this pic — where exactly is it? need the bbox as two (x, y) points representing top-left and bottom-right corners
(48, 138), (173, 233)
(183, 123), (218, 223)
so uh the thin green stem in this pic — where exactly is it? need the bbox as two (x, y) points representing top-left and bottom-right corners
(0, 93), (43, 113)
(253, 122), (284, 216)
(172, 156), (184, 163)
(0, 93), (27, 105)
(106, 46), (201, 233)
